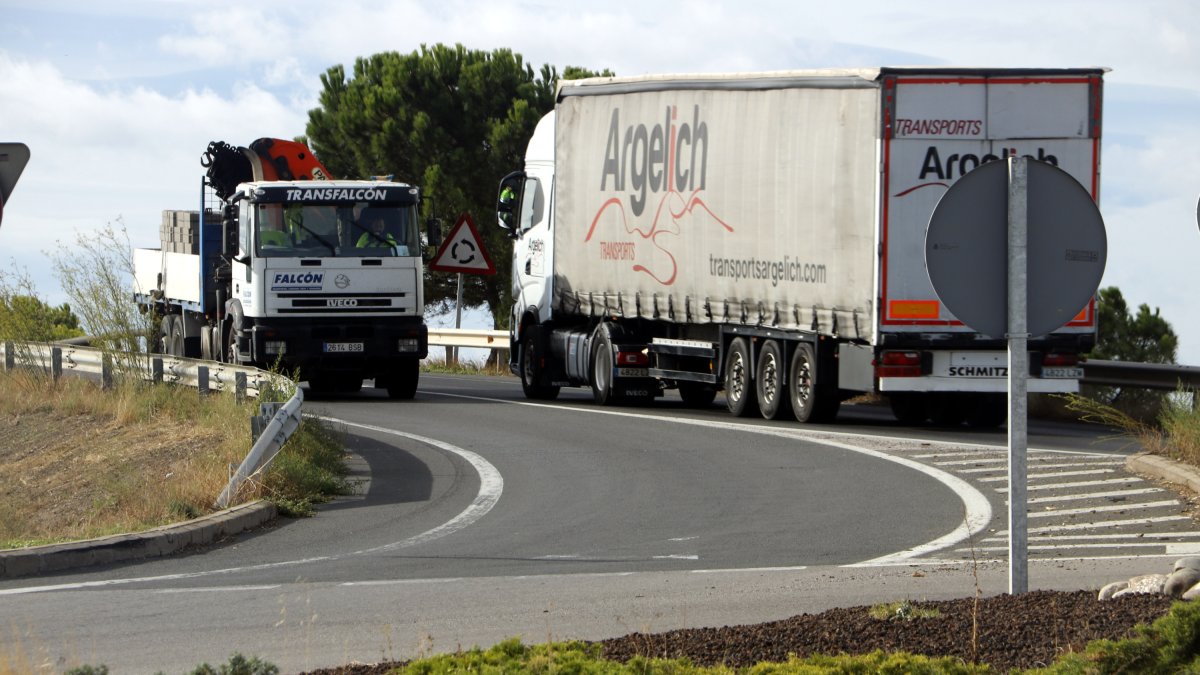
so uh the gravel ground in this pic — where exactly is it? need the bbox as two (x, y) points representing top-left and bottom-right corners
(302, 590), (1176, 674)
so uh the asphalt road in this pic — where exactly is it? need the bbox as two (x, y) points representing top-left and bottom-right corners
(0, 374), (1190, 673)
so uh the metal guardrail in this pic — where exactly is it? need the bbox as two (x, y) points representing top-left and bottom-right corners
(428, 327), (509, 350)
(1, 340), (301, 509)
(1082, 359), (1200, 391)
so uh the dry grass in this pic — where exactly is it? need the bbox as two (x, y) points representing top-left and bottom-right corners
(0, 368), (262, 549)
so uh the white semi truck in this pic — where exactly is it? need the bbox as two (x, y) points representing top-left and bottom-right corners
(134, 138), (435, 397)
(496, 67), (1105, 425)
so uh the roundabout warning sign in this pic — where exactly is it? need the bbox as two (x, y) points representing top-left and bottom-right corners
(430, 212), (496, 275)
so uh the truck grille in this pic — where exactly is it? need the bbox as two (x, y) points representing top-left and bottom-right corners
(274, 292), (411, 314)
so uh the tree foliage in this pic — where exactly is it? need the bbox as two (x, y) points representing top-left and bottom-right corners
(305, 43), (611, 328)
(1090, 286), (1178, 364)
(0, 267), (83, 342)
(1085, 286), (1178, 419)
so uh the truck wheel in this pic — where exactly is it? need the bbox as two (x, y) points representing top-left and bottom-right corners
(590, 325), (623, 406)
(167, 315), (185, 357)
(224, 325), (240, 365)
(889, 393), (929, 426)
(965, 393), (1007, 429)
(386, 359), (420, 400)
(155, 315), (172, 355)
(789, 342), (839, 423)
(724, 337), (758, 417)
(756, 339), (793, 420)
(928, 393), (966, 427)
(678, 382), (717, 408)
(519, 329), (560, 401)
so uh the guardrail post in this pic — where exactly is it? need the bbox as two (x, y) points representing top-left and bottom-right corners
(235, 371), (247, 404)
(101, 353), (113, 390)
(198, 366), (210, 396)
(51, 347), (62, 382)
(152, 357), (163, 383)
(3, 341), (12, 371)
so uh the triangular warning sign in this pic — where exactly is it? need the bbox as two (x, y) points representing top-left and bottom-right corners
(430, 212), (496, 275)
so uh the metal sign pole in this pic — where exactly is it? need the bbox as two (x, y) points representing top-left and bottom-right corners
(451, 272), (464, 365)
(1007, 156), (1030, 594)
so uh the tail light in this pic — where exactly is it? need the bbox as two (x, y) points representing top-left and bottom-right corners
(617, 351), (648, 367)
(1042, 353), (1078, 366)
(876, 350), (922, 378)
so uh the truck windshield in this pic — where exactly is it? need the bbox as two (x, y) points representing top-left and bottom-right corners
(255, 202), (420, 258)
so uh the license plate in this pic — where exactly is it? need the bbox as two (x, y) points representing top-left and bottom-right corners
(323, 342), (364, 353)
(1043, 367), (1083, 379)
(617, 367), (649, 378)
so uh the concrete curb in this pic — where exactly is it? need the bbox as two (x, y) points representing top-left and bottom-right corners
(1127, 452), (1200, 496)
(0, 500), (277, 579)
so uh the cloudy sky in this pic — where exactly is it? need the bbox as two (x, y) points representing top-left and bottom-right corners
(3, 0), (1199, 362)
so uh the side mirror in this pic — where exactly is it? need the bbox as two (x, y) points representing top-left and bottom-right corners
(425, 217), (442, 249)
(222, 203), (239, 256)
(497, 171), (524, 238)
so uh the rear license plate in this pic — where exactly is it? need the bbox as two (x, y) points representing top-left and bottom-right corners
(323, 342), (364, 353)
(1042, 367), (1083, 378)
(617, 368), (649, 378)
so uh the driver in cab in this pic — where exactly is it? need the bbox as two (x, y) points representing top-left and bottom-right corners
(355, 209), (404, 254)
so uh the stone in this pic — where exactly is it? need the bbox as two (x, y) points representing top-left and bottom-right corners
(1112, 574), (1168, 598)
(1166, 568), (1200, 598)
(1175, 557), (1200, 572)
(1098, 580), (1129, 600)
(1183, 580), (1200, 601)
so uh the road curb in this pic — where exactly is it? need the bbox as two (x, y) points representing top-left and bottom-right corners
(1128, 452), (1200, 496)
(0, 500), (277, 580)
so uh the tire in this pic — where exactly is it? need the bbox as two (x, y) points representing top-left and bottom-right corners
(155, 315), (172, 355)
(211, 327), (226, 363)
(889, 393), (930, 426)
(385, 359), (419, 400)
(928, 393), (966, 427)
(756, 339), (793, 420)
(678, 381), (717, 408)
(200, 326), (216, 361)
(789, 342), (839, 423)
(965, 393), (1007, 429)
(224, 324), (240, 365)
(519, 327), (560, 401)
(590, 324), (623, 406)
(167, 315), (185, 357)
(724, 337), (758, 417)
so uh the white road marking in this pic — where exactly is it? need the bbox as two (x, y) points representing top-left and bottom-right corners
(996, 515), (1193, 534)
(316, 418), (504, 555)
(984, 532), (1200, 542)
(1025, 487), (1164, 504)
(993, 477), (1144, 492)
(424, 391), (992, 568)
(978, 468), (1116, 482)
(958, 460), (1124, 474)
(1027, 500), (1181, 518)
(154, 585), (281, 593)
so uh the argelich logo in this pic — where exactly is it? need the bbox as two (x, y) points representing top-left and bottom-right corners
(584, 105), (733, 285)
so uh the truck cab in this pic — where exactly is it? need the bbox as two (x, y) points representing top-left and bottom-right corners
(225, 180), (428, 395)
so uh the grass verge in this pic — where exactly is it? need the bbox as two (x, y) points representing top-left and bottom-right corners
(0, 367), (349, 549)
